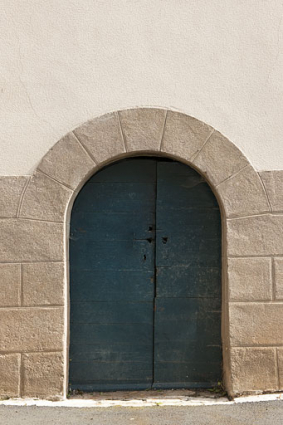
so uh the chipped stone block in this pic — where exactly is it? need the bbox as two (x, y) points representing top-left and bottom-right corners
(0, 263), (21, 307)
(231, 347), (278, 394)
(23, 262), (64, 306)
(22, 352), (64, 398)
(119, 108), (166, 152)
(0, 308), (64, 352)
(228, 257), (272, 301)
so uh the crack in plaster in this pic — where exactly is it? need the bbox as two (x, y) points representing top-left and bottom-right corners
(16, 34), (56, 134)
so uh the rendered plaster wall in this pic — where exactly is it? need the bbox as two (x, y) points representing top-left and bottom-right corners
(0, 0), (283, 175)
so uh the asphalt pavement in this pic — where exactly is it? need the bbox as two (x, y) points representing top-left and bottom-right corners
(0, 401), (283, 425)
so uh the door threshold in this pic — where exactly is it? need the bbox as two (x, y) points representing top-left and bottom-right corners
(70, 388), (226, 400)
(66, 388), (230, 406)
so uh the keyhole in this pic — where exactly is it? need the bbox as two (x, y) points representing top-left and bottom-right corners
(148, 226), (153, 231)
(162, 237), (168, 244)
(143, 254), (146, 261)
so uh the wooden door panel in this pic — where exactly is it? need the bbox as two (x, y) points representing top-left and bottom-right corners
(69, 158), (156, 391)
(71, 239), (154, 271)
(152, 363), (223, 389)
(70, 342), (153, 363)
(156, 163), (219, 209)
(71, 269), (154, 302)
(71, 211), (155, 241)
(70, 323), (153, 346)
(156, 266), (221, 298)
(156, 209), (221, 267)
(154, 161), (222, 388)
(70, 362), (153, 391)
(154, 298), (221, 345)
(71, 182), (156, 213)
(70, 301), (154, 324)
(154, 341), (222, 363)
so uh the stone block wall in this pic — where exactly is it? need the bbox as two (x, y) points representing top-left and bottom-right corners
(0, 108), (282, 398)
(0, 177), (66, 398)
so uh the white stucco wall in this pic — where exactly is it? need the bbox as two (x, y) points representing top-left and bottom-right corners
(1, 0), (283, 175)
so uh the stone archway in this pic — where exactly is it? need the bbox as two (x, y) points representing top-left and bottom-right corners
(2, 108), (283, 399)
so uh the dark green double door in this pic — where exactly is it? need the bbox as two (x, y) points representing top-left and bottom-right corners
(69, 158), (222, 391)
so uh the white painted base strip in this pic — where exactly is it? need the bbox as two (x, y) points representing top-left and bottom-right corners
(0, 393), (282, 408)
(234, 393), (283, 404)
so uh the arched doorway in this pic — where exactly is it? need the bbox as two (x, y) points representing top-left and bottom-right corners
(15, 108), (273, 397)
(69, 156), (222, 391)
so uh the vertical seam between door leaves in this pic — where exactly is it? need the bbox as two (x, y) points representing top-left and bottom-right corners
(152, 159), (158, 387)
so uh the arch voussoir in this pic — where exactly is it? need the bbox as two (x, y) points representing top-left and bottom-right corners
(37, 132), (96, 190)
(118, 108), (167, 152)
(73, 112), (126, 165)
(192, 130), (249, 187)
(19, 171), (73, 222)
(160, 110), (214, 162)
(216, 164), (271, 218)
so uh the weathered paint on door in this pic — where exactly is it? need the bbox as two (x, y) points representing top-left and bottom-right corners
(69, 159), (156, 391)
(154, 162), (222, 388)
(69, 158), (222, 391)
